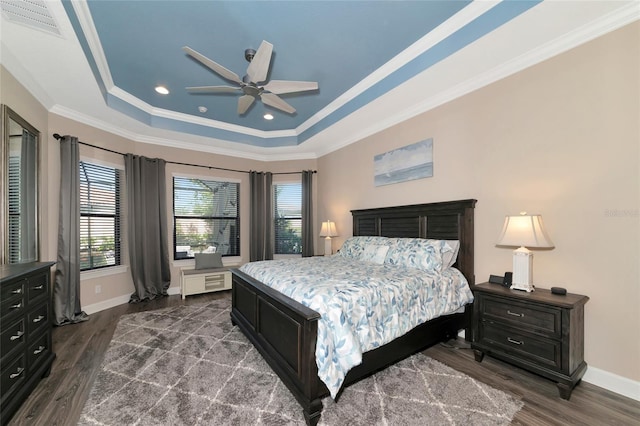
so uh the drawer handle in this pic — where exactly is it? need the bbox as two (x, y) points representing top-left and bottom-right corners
(9, 367), (24, 379)
(33, 345), (46, 355)
(11, 288), (22, 294)
(33, 315), (45, 323)
(10, 302), (22, 310)
(507, 310), (524, 318)
(10, 331), (24, 341)
(32, 285), (44, 290)
(507, 337), (524, 345)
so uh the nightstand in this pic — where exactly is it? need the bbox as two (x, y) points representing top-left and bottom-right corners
(471, 282), (589, 400)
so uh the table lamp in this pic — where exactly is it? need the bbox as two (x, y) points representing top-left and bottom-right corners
(496, 212), (554, 292)
(319, 220), (338, 256)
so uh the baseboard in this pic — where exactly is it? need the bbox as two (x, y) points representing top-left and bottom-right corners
(583, 366), (640, 401)
(83, 294), (131, 315)
(457, 331), (639, 401)
(83, 286), (181, 315)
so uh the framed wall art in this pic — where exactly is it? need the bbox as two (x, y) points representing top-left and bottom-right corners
(374, 138), (433, 187)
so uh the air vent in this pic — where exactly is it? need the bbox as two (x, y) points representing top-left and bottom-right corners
(0, 0), (60, 36)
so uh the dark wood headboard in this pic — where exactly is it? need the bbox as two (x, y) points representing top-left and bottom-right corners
(351, 199), (477, 285)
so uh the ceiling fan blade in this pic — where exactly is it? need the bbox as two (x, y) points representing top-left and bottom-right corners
(182, 46), (242, 85)
(186, 85), (241, 93)
(263, 80), (318, 95)
(261, 93), (295, 114)
(238, 95), (255, 115)
(246, 40), (273, 84)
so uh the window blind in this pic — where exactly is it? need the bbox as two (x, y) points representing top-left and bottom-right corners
(79, 161), (121, 271)
(273, 183), (302, 254)
(173, 177), (240, 258)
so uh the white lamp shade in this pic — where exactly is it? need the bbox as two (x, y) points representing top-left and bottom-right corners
(497, 214), (554, 248)
(319, 221), (338, 237)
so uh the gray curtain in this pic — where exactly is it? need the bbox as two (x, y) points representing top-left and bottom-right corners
(54, 136), (89, 325)
(301, 170), (314, 257)
(249, 171), (273, 261)
(125, 154), (171, 302)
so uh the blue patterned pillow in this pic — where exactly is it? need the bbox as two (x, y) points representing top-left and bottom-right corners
(338, 236), (389, 259)
(384, 238), (446, 272)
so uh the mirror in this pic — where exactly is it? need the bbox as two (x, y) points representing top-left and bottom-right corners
(1, 105), (39, 264)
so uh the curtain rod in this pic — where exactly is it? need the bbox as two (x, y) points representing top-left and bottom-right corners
(52, 133), (316, 175)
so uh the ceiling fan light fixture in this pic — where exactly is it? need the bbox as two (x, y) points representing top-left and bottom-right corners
(263, 113), (274, 120)
(155, 85), (169, 95)
(183, 41), (318, 115)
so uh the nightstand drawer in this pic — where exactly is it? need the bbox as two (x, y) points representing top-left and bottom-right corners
(481, 323), (561, 370)
(483, 296), (561, 338)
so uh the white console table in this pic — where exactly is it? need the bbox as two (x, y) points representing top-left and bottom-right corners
(180, 266), (236, 299)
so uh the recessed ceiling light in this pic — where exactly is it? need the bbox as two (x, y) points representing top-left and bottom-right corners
(155, 85), (169, 95)
(263, 113), (274, 120)
(198, 106), (208, 113)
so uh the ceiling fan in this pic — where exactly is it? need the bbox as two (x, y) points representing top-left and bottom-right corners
(183, 40), (318, 115)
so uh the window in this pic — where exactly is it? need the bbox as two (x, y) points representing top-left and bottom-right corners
(79, 161), (121, 271)
(173, 177), (240, 259)
(273, 182), (302, 255)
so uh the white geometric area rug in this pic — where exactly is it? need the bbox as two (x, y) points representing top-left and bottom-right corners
(79, 299), (523, 425)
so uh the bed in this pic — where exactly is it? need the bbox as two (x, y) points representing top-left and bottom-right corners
(230, 199), (476, 425)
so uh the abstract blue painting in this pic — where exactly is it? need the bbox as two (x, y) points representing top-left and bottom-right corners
(374, 138), (433, 186)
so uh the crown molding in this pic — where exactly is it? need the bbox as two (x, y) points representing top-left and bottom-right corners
(313, 2), (640, 158)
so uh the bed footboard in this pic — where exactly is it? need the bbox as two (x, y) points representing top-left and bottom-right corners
(230, 269), (325, 425)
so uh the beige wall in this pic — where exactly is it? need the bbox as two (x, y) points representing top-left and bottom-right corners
(316, 23), (639, 381)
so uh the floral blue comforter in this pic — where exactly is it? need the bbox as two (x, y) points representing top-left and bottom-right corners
(239, 256), (473, 398)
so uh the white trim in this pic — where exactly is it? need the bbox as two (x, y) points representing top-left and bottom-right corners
(295, 1), (501, 135)
(456, 332), (640, 401)
(83, 285), (181, 315)
(171, 171), (241, 183)
(583, 366), (640, 402)
(71, 0), (114, 89)
(82, 293), (129, 315)
(79, 155), (124, 170)
(81, 265), (128, 280)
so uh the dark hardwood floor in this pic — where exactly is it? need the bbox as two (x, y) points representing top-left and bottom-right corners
(7, 292), (639, 425)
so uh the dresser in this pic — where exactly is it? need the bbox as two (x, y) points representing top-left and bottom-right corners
(1, 262), (56, 425)
(471, 282), (589, 400)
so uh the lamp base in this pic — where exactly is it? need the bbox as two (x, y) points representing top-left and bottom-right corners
(511, 246), (534, 292)
(324, 237), (332, 257)
(510, 282), (535, 292)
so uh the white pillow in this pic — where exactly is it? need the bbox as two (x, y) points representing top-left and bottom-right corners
(360, 244), (390, 264)
(441, 240), (460, 269)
